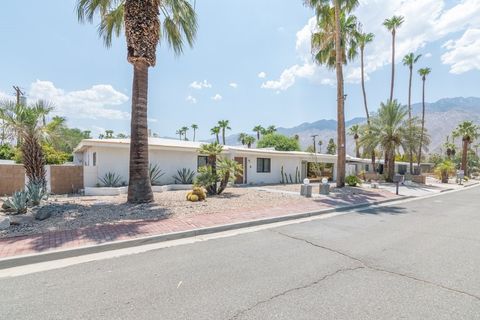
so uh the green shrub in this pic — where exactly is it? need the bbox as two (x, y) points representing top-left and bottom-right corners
(345, 175), (362, 187)
(173, 168), (195, 184)
(99, 172), (123, 187)
(0, 144), (15, 160)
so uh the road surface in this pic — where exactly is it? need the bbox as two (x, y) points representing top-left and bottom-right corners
(1, 186), (479, 319)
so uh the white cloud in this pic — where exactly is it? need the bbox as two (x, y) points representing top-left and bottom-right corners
(264, 0), (480, 91)
(257, 72), (267, 79)
(229, 82), (238, 89)
(425, 52), (433, 58)
(148, 118), (159, 123)
(28, 80), (129, 120)
(0, 90), (12, 101)
(189, 80), (212, 90)
(186, 95), (197, 104)
(211, 94), (222, 101)
(442, 28), (480, 74)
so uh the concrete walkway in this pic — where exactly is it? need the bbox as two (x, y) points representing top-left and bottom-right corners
(0, 189), (398, 260)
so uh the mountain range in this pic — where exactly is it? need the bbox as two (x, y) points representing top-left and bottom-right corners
(223, 97), (480, 155)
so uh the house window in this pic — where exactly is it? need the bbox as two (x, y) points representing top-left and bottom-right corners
(257, 158), (271, 173)
(365, 164), (369, 172)
(197, 156), (208, 170)
(93, 152), (97, 166)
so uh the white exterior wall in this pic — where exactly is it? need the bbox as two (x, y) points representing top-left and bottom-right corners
(149, 149), (199, 185)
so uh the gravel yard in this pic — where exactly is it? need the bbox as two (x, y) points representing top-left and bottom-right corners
(0, 187), (303, 238)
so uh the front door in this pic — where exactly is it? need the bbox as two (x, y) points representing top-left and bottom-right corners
(234, 157), (244, 184)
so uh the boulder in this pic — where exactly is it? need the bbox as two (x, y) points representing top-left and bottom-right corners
(0, 217), (10, 230)
(34, 207), (52, 221)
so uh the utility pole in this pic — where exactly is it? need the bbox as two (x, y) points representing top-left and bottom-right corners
(311, 134), (319, 153)
(13, 86), (24, 105)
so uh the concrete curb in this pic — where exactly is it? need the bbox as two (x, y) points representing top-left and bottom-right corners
(0, 196), (410, 270)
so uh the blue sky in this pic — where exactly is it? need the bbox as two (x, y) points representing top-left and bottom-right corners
(1, 0), (479, 140)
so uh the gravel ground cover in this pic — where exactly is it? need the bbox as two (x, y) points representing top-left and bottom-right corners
(0, 188), (303, 238)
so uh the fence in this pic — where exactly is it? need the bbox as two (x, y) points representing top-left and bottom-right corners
(0, 164), (84, 196)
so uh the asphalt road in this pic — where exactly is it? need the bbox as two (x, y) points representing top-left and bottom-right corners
(1, 186), (480, 319)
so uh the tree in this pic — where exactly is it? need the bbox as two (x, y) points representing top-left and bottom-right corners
(326, 138), (337, 155)
(105, 130), (114, 139)
(243, 135), (256, 148)
(210, 126), (220, 144)
(318, 140), (323, 153)
(181, 126), (189, 141)
(257, 133), (300, 151)
(403, 52), (422, 173)
(191, 124), (198, 141)
(0, 101), (61, 186)
(176, 129), (182, 140)
(263, 125), (277, 135)
(198, 143), (223, 195)
(359, 100), (427, 181)
(348, 124), (361, 158)
(357, 32), (374, 123)
(307, 0), (360, 187)
(453, 121), (479, 176)
(252, 125), (264, 140)
(238, 133), (247, 145)
(383, 15), (404, 102)
(417, 67), (431, 168)
(77, 0), (198, 203)
(217, 120), (231, 145)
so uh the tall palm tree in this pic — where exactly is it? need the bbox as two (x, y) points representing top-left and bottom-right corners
(252, 125), (264, 140)
(181, 126), (189, 141)
(307, 0), (360, 187)
(348, 124), (361, 158)
(383, 15), (404, 102)
(453, 121), (479, 176)
(357, 32), (374, 123)
(243, 135), (256, 148)
(77, 0), (198, 203)
(217, 120), (231, 145)
(191, 124), (198, 141)
(210, 126), (220, 144)
(0, 101), (60, 186)
(417, 67), (431, 167)
(403, 52), (422, 174)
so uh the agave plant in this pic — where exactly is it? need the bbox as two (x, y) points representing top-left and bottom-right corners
(149, 163), (165, 186)
(99, 172), (123, 187)
(173, 168), (195, 184)
(26, 181), (48, 206)
(3, 190), (29, 215)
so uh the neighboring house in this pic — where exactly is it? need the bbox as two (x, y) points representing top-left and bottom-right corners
(73, 138), (432, 187)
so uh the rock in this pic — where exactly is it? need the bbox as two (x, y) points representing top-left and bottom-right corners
(34, 207), (52, 221)
(0, 217), (10, 230)
(9, 215), (34, 226)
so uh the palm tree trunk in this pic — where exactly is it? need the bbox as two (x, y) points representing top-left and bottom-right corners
(417, 78), (426, 169)
(222, 129), (226, 145)
(334, 0), (345, 188)
(361, 48), (369, 123)
(388, 149), (396, 181)
(461, 139), (468, 174)
(389, 30), (395, 102)
(216, 134), (219, 144)
(127, 61), (154, 203)
(408, 65), (414, 174)
(355, 140), (360, 158)
(22, 135), (46, 186)
(257, 132), (260, 140)
(193, 129), (196, 142)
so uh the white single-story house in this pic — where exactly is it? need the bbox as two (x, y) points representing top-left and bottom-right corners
(73, 138), (339, 187)
(73, 138), (431, 188)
